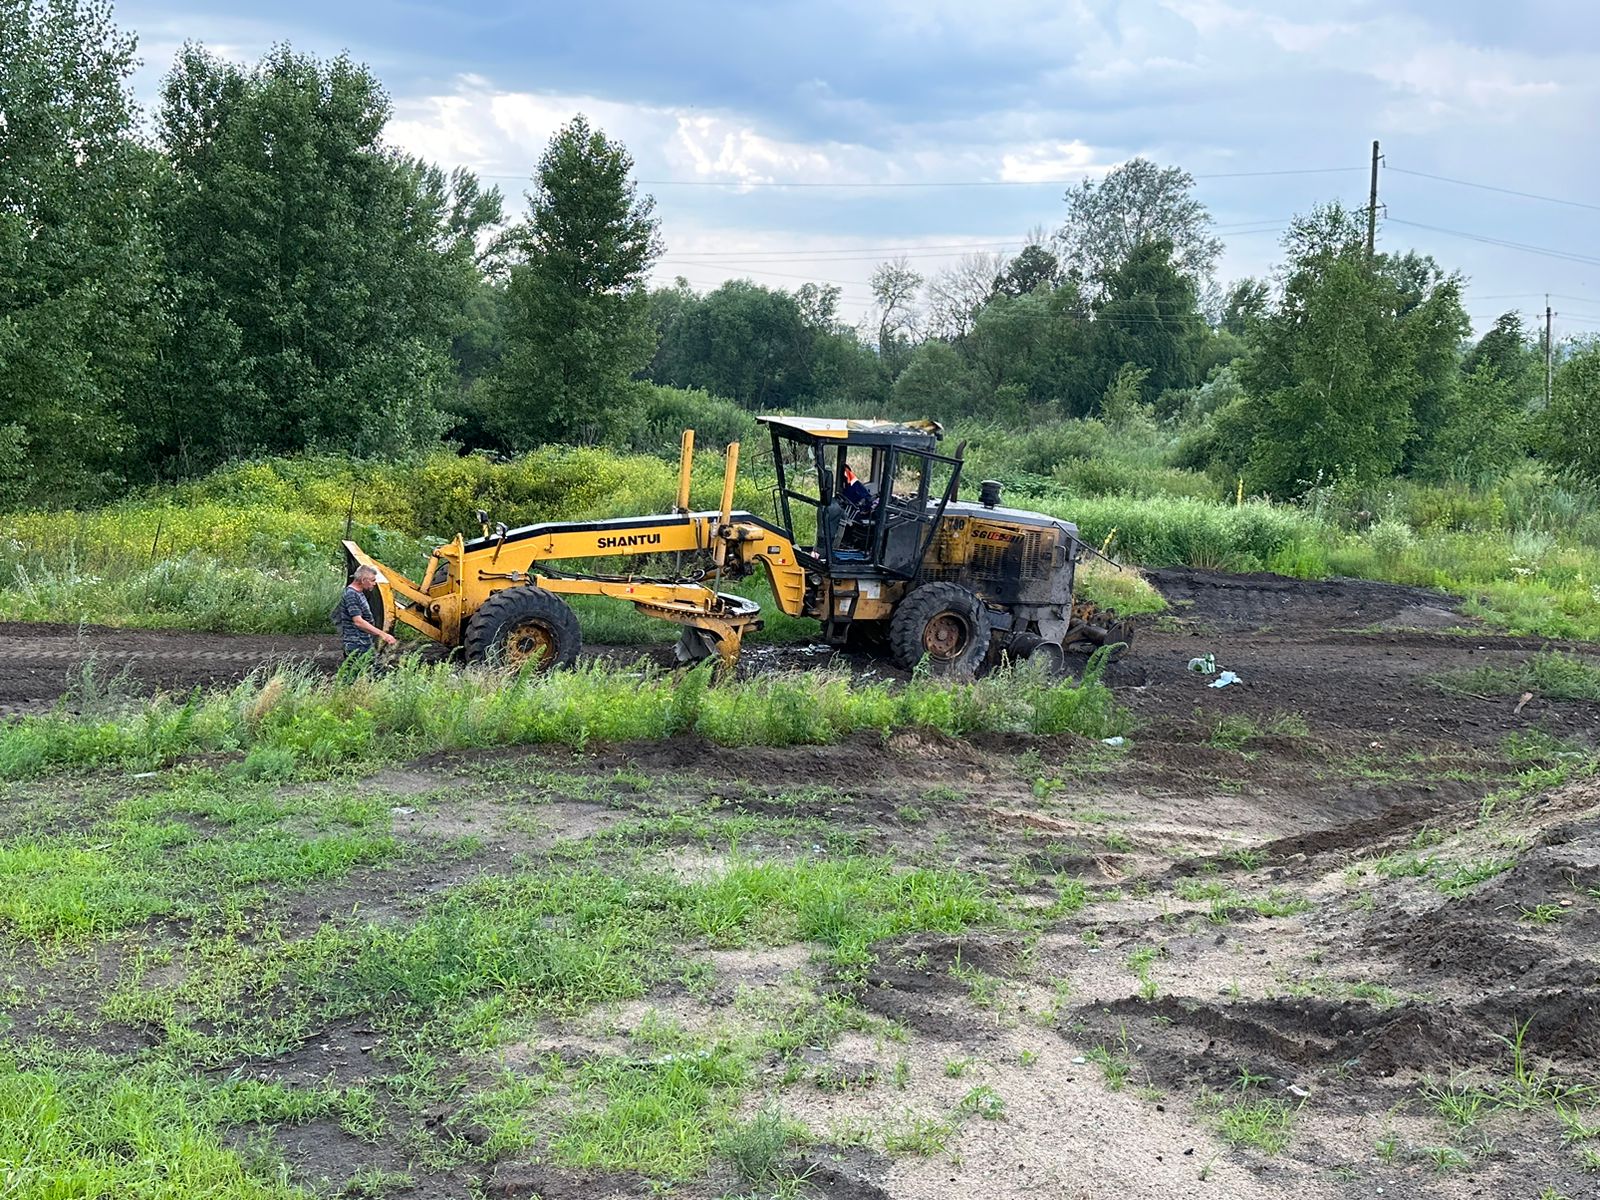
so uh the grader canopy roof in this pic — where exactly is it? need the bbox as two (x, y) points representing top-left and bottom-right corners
(756, 415), (942, 450)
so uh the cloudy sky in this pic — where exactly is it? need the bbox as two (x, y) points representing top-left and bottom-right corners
(117, 0), (1599, 337)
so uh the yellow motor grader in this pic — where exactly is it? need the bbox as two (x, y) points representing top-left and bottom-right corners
(342, 417), (1132, 675)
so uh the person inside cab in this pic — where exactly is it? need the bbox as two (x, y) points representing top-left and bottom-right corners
(841, 464), (875, 516)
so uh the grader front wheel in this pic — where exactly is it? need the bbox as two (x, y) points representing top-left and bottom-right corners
(463, 586), (582, 670)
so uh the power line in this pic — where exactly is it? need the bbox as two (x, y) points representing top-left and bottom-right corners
(1466, 310), (1600, 332)
(473, 165), (1361, 188)
(1386, 218), (1600, 269)
(643, 166), (1362, 188)
(1471, 293), (1600, 305)
(663, 239), (1022, 259)
(1387, 165), (1600, 215)
(663, 248), (1023, 267)
(659, 218), (1292, 265)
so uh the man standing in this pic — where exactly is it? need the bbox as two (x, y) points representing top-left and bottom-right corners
(332, 564), (398, 666)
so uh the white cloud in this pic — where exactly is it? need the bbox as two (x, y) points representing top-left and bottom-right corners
(384, 73), (1120, 192)
(1376, 44), (1561, 128)
(875, 0), (1098, 46)
(668, 116), (866, 186)
(1260, 16), (1358, 53)
(998, 140), (1110, 183)
(387, 80), (678, 183)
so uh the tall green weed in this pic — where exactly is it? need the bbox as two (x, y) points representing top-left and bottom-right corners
(0, 657), (1129, 781)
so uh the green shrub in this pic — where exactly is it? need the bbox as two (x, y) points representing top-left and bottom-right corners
(1039, 494), (1317, 570)
(630, 384), (759, 456)
(1366, 519), (1417, 564)
(1406, 483), (1508, 533)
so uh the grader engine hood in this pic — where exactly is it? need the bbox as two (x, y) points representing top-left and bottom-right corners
(920, 501), (1081, 608)
(940, 500), (1081, 541)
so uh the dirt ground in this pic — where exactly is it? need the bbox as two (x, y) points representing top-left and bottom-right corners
(3, 569), (1598, 1198)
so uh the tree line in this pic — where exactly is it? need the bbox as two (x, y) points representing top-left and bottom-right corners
(4, 0), (1598, 510)
(2, 0), (663, 502)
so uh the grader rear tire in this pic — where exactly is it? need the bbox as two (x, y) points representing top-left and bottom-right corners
(463, 586), (581, 671)
(889, 582), (991, 677)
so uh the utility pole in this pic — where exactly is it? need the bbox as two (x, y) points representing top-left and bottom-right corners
(1546, 296), (1554, 407)
(1366, 140), (1381, 259)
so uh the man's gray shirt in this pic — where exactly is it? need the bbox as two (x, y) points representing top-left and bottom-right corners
(333, 586), (375, 651)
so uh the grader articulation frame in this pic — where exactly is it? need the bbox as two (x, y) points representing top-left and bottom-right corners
(343, 417), (1131, 674)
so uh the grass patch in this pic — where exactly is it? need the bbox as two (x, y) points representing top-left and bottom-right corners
(0, 447), (777, 635)
(1284, 976), (1405, 1008)
(881, 1110), (959, 1155)
(1199, 1091), (1298, 1154)
(0, 1052), (350, 1198)
(0, 654), (1129, 782)
(1247, 889), (1313, 919)
(1422, 1074), (1492, 1128)
(1264, 711), (1311, 737)
(956, 1084), (1006, 1120)
(322, 855), (996, 1038)
(0, 843), (169, 944)
(11, 440), (1600, 641)
(1221, 847), (1266, 870)
(464, 1017), (763, 1181)
(1409, 1018), (1595, 1135)
(552, 1032), (749, 1180)
(1174, 878), (1235, 903)
(1422, 1144), (1472, 1172)
(1087, 1024), (1136, 1091)
(1178, 879), (1309, 925)
(1435, 857), (1517, 898)
(1435, 651), (1600, 702)
(0, 772), (399, 945)
(1074, 559), (1167, 617)
(1206, 715), (1259, 751)
(716, 1101), (811, 1190)
(1371, 851), (1438, 879)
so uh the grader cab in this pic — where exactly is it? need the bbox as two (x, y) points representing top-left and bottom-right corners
(343, 417), (1132, 675)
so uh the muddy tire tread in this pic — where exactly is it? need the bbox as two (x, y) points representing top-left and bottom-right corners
(462, 586), (582, 669)
(889, 581), (991, 676)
